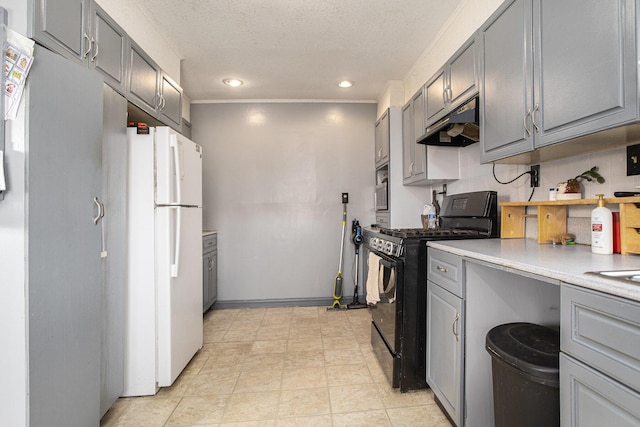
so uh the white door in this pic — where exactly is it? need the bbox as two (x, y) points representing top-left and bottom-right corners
(155, 127), (202, 207)
(156, 205), (203, 386)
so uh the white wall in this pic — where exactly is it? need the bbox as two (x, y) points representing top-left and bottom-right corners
(0, 3), (29, 426)
(191, 102), (377, 304)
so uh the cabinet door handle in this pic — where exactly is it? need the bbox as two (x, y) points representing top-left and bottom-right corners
(524, 108), (532, 137)
(436, 265), (448, 273)
(532, 103), (540, 133)
(83, 32), (92, 58)
(409, 161), (414, 174)
(91, 38), (99, 62)
(453, 312), (460, 341)
(93, 196), (104, 224)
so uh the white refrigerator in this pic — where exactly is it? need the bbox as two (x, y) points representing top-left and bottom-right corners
(124, 126), (203, 396)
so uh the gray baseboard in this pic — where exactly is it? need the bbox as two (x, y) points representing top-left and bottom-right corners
(211, 296), (357, 310)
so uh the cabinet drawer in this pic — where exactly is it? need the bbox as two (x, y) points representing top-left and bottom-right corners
(203, 234), (217, 252)
(561, 284), (640, 391)
(560, 353), (640, 426)
(427, 248), (463, 297)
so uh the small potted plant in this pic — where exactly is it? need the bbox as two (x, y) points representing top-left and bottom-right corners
(556, 166), (605, 198)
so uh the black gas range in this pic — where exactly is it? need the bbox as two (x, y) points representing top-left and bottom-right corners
(364, 190), (498, 392)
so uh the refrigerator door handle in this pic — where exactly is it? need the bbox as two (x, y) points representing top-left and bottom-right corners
(170, 207), (181, 277)
(170, 135), (183, 205)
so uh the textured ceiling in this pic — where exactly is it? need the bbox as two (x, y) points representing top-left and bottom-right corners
(129, 0), (464, 101)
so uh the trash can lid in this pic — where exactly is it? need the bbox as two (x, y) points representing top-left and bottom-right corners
(485, 322), (560, 381)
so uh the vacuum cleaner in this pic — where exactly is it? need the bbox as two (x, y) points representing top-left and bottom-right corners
(347, 219), (367, 310)
(328, 194), (349, 310)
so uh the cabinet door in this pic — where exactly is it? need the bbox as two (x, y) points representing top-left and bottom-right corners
(560, 354), (640, 427)
(159, 72), (183, 128)
(210, 250), (218, 305)
(28, 45), (103, 427)
(426, 281), (464, 427)
(425, 68), (447, 126)
(448, 37), (478, 109)
(534, 0), (638, 147)
(402, 101), (413, 181)
(411, 89), (426, 179)
(375, 110), (389, 168)
(31, 0), (90, 64)
(202, 251), (211, 312)
(100, 85), (128, 417)
(480, 0), (534, 163)
(91, 4), (128, 95)
(129, 41), (161, 116)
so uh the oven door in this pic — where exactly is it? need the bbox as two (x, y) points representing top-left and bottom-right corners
(369, 255), (401, 343)
(367, 249), (404, 386)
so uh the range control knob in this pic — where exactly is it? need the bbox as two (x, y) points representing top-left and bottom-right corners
(385, 241), (393, 254)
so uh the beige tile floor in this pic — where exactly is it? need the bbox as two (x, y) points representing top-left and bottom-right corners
(101, 306), (452, 427)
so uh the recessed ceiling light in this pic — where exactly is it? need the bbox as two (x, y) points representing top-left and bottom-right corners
(338, 80), (354, 88)
(223, 78), (244, 87)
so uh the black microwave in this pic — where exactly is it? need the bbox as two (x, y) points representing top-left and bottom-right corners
(375, 182), (388, 211)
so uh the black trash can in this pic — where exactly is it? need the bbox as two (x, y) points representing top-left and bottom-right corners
(485, 322), (560, 427)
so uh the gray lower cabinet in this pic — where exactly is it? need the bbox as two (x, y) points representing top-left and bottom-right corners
(426, 248), (464, 426)
(480, 0), (638, 163)
(203, 234), (218, 312)
(426, 281), (464, 426)
(560, 283), (640, 426)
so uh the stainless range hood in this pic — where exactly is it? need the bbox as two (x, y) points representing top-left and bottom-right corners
(417, 97), (479, 147)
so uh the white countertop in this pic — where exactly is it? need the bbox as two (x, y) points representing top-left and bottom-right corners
(428, 238), (640, 302)
(203, 230), (217, 237)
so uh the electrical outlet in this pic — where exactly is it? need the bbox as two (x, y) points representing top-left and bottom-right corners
(627, 144), (640, 176)
(530, 165), (540, 187)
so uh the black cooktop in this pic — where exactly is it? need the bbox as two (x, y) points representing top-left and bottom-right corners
(377, 227), (489, 239)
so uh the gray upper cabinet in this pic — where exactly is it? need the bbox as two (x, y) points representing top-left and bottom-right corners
(403, 87), (460, 186)
(480, 0), (638, 163)
(129, 43), (183, 129)
(402, 89), (426, 184)
(91, 4), (128, 95)
(426, 36), (479, 127)
(31, 0), (90, 64)
(425, 69), (447, 125)
(159, 72), (183, 128)
(31, 0), (129, 96)
(375, 109), (390, 168)
(129, 41), (162, 116)
(31, 0), (184, 131)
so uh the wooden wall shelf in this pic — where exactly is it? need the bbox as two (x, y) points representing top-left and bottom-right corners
(500, 197), (640, 255)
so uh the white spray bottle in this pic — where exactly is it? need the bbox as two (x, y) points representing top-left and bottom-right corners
(591, 194), (613, 254)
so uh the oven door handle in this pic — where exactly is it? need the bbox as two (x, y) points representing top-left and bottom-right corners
(378, 257), (398, 269)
